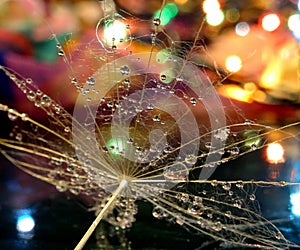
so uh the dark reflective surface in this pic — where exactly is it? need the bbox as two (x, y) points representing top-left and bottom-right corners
(1, 150), (300, 250)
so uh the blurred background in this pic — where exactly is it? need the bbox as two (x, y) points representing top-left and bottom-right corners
(0, 0), (300, 249)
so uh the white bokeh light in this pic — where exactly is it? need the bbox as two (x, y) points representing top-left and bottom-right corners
(17, 215), (35, 233)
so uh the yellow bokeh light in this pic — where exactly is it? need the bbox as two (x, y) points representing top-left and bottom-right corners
(225, 55), (242, 72)
(261, 13), (281, 32)
(218, 85), (252, 103)
(266, 142), (285, 164)
(175, 0), (188, 4)
(206, 9), (224, 26)
(260, 60), (281, 89)
(203, 0), (220, 13)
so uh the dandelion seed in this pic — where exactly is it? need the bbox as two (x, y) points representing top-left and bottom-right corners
(0, 1), (299, 250)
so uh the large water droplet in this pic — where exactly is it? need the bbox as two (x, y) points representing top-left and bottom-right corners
(27, 91), (36, 101)
(120, 65), (130, 75)
(86, 77), (96, 86)
(41, 95), (51, 107)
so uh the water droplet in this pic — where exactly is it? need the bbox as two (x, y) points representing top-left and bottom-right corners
(244, 119), (254, 125)
(249, 194), (256, 201)
(235, 181), (244, 189)
(25, 78), (32, 84)
(107, 101), (114, 108)
(160, 74), (167, 81)
(152, 114), (161, 122)
(176, 193), (189, 203)
(41, 95), (51, 107)
(58, 49), (65, 56)
(147, 103), (154, 110)
(164, 163), (188, 180)
(188, 204), (204, 215)
(175, 216), (184, 225)
(205, 142), (212, 149)
(225, 211), (232, 218)
(15, 133), (22, 141)
(152, 206), (168, 219)
(120, 65), (130, 76)
(86, 77), (96, 86)
(124, 78), (130, 86)
(222, 182), (231, 191)
(56, 180), (68, 192)
(190, 97), (197, 106)
(72, 77), (78, 85)
(211, 180), (218, 187)
(21, 113), (28, 121)
(279, 181), (286, 186)
(64, 126), (71, 133)
(228, 147), (239, 155)
(214, 128), (229, 141)
(163, 145), (173, 153)
(212, 221), (223, 231)
(7, 109), (18, 121)
(193, 196), (203, 206)
(185, 154), (197, 165)
(27, 91), (36, 101)
(233, 200), (242, 208)
(153, 18), (161, 26)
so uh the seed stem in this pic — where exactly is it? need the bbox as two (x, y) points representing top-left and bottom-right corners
(74, 179), (128, 250)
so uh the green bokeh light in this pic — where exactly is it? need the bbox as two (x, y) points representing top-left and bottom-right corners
(154, 3), (179, 26)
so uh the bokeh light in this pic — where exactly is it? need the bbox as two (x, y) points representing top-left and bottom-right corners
(261, 12), (281, 32)
(206, 9), (225, 26)
(154, 3), (178, 26)
(290, 192), (300, 216)
(288, 14), (300, 39)
(103, 20), (128, 46)
(260, 61), (281, 89)
(203, 0), (220, 14)
(174, 0), (188, 5)
(106, 138), (125, 157)
(226, 8), (240, 23)
(266, 142), (285, 164)
(225, 55), (242, 72)
(16, 215), (35, 233)
(235, 22), (250, 37)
